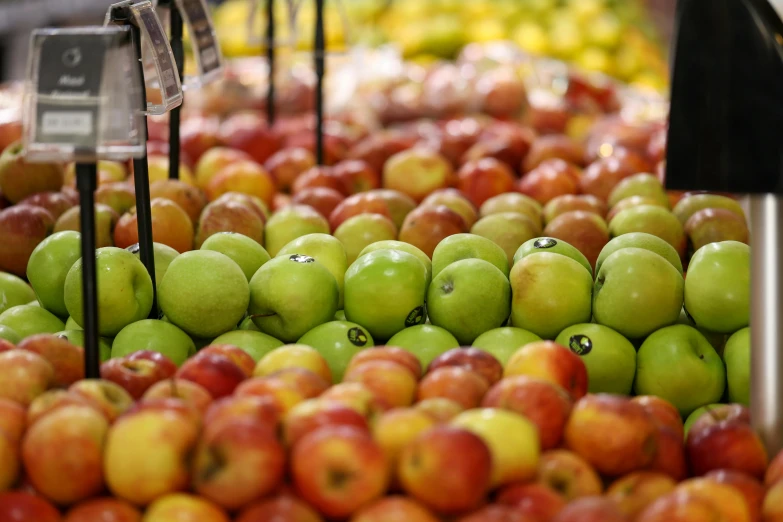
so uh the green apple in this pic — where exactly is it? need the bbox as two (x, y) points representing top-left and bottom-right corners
(0, 271), (36, 314)
(212, 330), (284, 361)
(509, 252), (592, 340)
(64, 247), (153, 337)
(555, 323), (636, 394)
(635, 325), (726, 416)
(608, 205), (685, 256)
(673, 194), (745, 225)
(65, 316), (82, 330)
(200, 232), (271, 281)
(723, 327), (750, 406)
(513, 237), (591, 276)
(386, 324), (460, 368)
(593, 248), (683, 339)
(26, 231), (81, 318)
(0, 304), (65, 339)
(277, 233), (348, 309)
(56, 330), (112, 362)
(595, 232), (683, 275)
(297, 320), (374, 382)
(357, 240), (432, 286)
(684, 241), (749, 334)
(249, 254), (338, 342)
(471, 212), (539, 264)
(344, 249), (428, 342)
(0, 325), (21, 343)
(607, 173), (669, 208)
(684, 403), (725, 438)
(333, 214), (398, 265)
(264, 205), (330, 257)
(127, 242), (180, 288)
(238, 316), (260, 331)
(471, 327), (541, 365)
(431, 233), (509, 278)
(111, 319), (196, 366)
(158, 250), (249, 339)
(427, 259), (511, 345)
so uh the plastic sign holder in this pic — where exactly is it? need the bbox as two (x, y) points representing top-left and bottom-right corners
(666, 0), (783, 454)
(22, 26), (147, 378)
(314, 0), (325, 165)
(175, 0), (224, 89)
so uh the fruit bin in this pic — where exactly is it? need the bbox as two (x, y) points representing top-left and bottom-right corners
(0, 2), (781, 521)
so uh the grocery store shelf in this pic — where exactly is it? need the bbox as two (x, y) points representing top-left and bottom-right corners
(0, 0), (113, 33)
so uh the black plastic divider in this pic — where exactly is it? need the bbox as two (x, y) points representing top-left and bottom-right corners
(75, 163), (100, 378)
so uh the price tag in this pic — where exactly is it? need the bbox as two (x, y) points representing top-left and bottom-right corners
(23, 27), (146, 163)
(106, 0), (183, 114)
(176, 0), (223, 86)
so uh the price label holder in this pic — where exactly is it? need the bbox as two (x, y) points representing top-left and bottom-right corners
(105, 0), (183, 115)
(174, 0), (224, 89)
(22, 27), (147, 379)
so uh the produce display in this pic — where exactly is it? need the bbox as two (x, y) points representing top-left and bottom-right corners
(0, 30), (769, 522)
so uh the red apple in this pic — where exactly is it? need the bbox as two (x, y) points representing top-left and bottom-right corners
(351, 496), (439, 522)
(328, 192), (393, 230)
(518, 159), (580, 205)
(482, 376), (572, 450)
(64, 497), (141, 522)
(636, 490), (723, 522)
(632, 395), (685, 440)
(398, 426), (492, 515)
(579, 156), (641, 202)
(371, 189), (418, 230)
(383, 148), (456, 203)
(496, 483), (567, 522)
(704, 469), (764, 522)
(347, 131), (417, 176)
(399, 204), (468, 257)
(319, 382), (386, 420)
(180, 116), (221, 164)
(523, 135), (586, 172)
(142, 378), (214, 414)
(684, 208), (750, 251)
(19, 191), (74, 221)
(504, 341), (588, 400)
(332, 159), (380, 195)
(291, 426), (389, 518)
(543, 210), (610, 268)
(457, 504), (536, 522)
(427, 347), (503, 386)
(686, 416), (768, 479)
(267, 368), (330, 399)
(176, 351), (247, 399)
(675, 478), (754, 522)
(417, 366), (490, 409)
(0, 397), (26, 443)
(346, 346), (422, 380)
(235, 495), (323, 522)
(19, 334), (84, 387)
(147, 181), (203, 225)
(125, 397), (201, 428)
(291, 166), (341, 194)
(26, 389), (97, 427)
(199, 345), (256, 378)
(217, 112), (282, 165)
(0, 204), (55, 276)
(537, 449), (603, 500)
(550, 496), (628, 522)
(283, 398), (370, 447)
(457, 158), (516, 208)
(68, 379), (134, 423)
(203, 394), (280, 436)
(606, 471), (677, 519)
(0, 349), (54, 406)
(420, 188), (479, 229)
(291, 187), (344, 219)
(100, 350), (177, 400)
(264, 147), (317, 192)
(343, 360), (418, 409)
(647, 425), (688, 481)
(0, 491), (61, 522)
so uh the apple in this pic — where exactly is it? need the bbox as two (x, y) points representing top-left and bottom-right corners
(646, 424), (688, 480)
(673, 193), (746, 225)
(275, 234), (347, 310)
(685, 241), (749, 333)
(544, 194), (607, 225)
(18, 333), (84, 387)
(22, 404), (108, 504)
(264, 147), (316, 192)
(675, 478), (753, 522)
(351, 496), (439, 522)
(496, 483), (566, 521)
(554, 323), (636, 395)
(26, 388), (98, 427)
(471, 212), (539, 265)
(370, 189), (417, 230)
(513, 236), (591, 276)
(332, 159), (380, 195)
(723, 327), (750, 406)
(194, 147), (252, 190)
(595, 232), (683, 275)
(431, 233), (509, 278)
(0, 141), (63, 203)
(56, 330), (112, 362)
(0, 396), (29, 442)
(357, 240), (432, 286)
(0, 329), (17, 345)
(578, 156), (641, 202)
(142, 493), (229, 522)
(334, 214), (398, 265)
(234, 494), (323, 522)
(298, 321), (374, 382)
(142, 378), (213, 414)
(685, 208), (750, 251)
(428, 347), (502, 385)
(383, 148), (455, 203)
(291, 426), (388, 519)
(63, 497), (141, 522)
(398, 426), (492, 514)
(593, 248), (683, 339)
(328, 191), (393, 232)
(111, 319), (195, 366)
(0, 304), (66, 339)
(504, 340), (588, 400)
(148, 180), (206, 224)
(20, 191), (75, 221)
(606, 471), (677, 519)
(290, 187), (344, 220)
(564, 394), (658, 477)
(104, 408), (200, 504)
(69, 379), (134, 422)
(371, 408), (435, 473)
(607, 195), (669, 222)
(176, 351), (247, 399)
(536, 449), (604, 500)
(318, 381), (385, 420)
(264, 205), (330, 257)
(633, 395), (686, 440)
(518, 160), (579, 205)
(399, 205), (468, 258)
(457, 158), (516, 208)
(686, 416), (768, 479)
(26, 230), (82, 317)
(428, 259), (511, 345)
(549, 497), (628, 522)
(414, 397), (464, 423)
(471, 327), (541, 366)
(387, 325), (460, 369)
(482, 375), (572, 450)
(705, 470), (765, 522)
(609, 205), (686, 257)
(195, 197), (266, 248)
(0, 349), (53, 406)
(114, 198), (194, 254)
(635, 490), (723, 522)
(211, 330), (285, 362)
(509, 253), (592, 340)
(249, 254), (338, 342)
(205, 160), (275, 208)
(452, 408), (540, 487)
(480, 192), (542, 229)
(256, 344), (332, 383)
(126, 242), (180, 289)
(200, 232), (270, 281)
(283, 398), (369, 447)
(63, 247), (153, 336)
(344, 249), (427, 342)
(763, 481), (783, 522)
(54, 203), (119, 249)
(543, 211), (610, 269)
(421, 189), (479, 229)
(0, 491), (61, 522)
(635, 325), (726, 415)
(100, 350), (177, 399)
(608, 173), (669, 208)
(158, 250), (249, 339)
(0, 271), (35, 314)
(0, 204), (55, 276)
(344, 360), (418, 408)
(417, 366), (490, 410)
(192, 417), (286, 510)
(202, 394), (279, 434)
(292, 166), (341, 195)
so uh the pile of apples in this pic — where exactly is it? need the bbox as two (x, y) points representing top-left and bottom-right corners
(1, 333), (781, 522)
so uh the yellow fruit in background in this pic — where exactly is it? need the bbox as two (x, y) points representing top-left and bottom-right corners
(575, 47), (612, 75)
(548, 18), (583, 59)
(566, 115), (597, 141)
(614, 45), (643, 80)
(529, 0), (559, 14)
(567, 0), (606, 22)
(513, 22), (550, 56)
(631, 72), (668, 93)
(468, 19), (507, 44)
(586, 12), (622, 49)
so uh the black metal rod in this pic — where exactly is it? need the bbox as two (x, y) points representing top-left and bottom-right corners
(129, 21), (158, 317)
(76, 163), (100, 378)
(266, 0), (276, 125)
(314, 0), (325, 165)
(169, 2), (184, 179)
